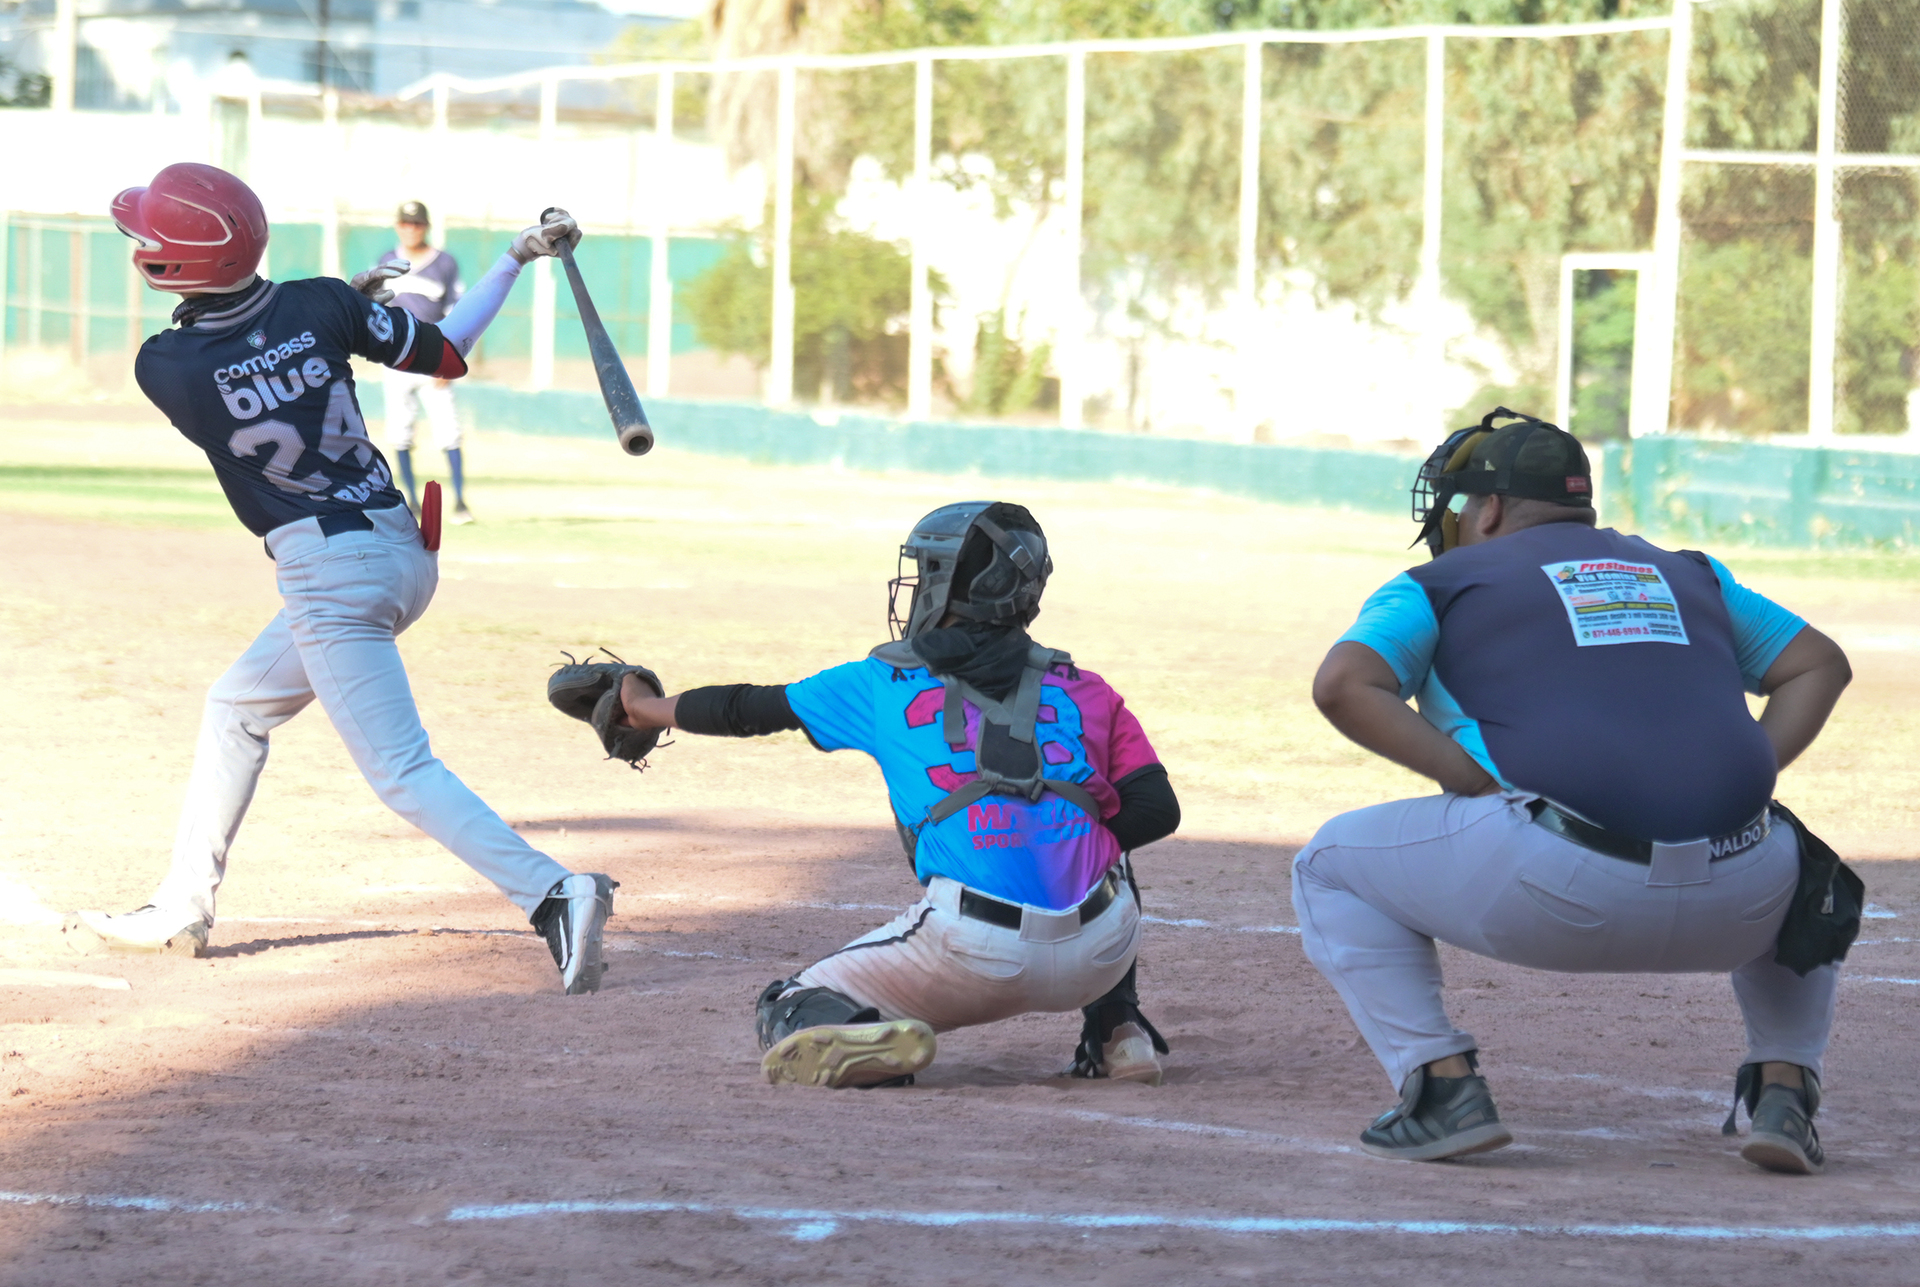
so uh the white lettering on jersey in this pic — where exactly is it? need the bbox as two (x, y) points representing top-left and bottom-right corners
(368, 303), (394, 343)
(228, 419), (329, 494)
(214, 332), (323, 422)
(213, 332), (317, 387)
(316, 381), (374, 473)
(1542, 560), (1691, 647)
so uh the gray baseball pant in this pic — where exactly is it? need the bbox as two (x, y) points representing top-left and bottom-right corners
(1292, 790), (1837, 1091)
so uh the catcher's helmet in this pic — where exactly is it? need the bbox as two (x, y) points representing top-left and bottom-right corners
(888, 501), (1051, 640)
(1412, 407), (1591, 558)
(111, 162), (268, 294)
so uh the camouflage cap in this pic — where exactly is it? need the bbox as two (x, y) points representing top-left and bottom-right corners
(1458, 416), (1592, 506)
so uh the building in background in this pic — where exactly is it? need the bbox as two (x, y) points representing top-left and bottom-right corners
(0, 0), (683, 106)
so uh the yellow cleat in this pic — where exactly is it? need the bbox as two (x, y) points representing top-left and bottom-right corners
(761, 1019), (936, 1089)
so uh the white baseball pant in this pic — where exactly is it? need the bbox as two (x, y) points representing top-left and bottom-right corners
(152, 504), (571, 924)
(1291, 790), (1837, 1091)
(383, 368), (461, 453)
(794, 873), (1141, 1031)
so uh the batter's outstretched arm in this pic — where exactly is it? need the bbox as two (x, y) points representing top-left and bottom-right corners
(1756, 626), (1851, 771)
(434, 210), (583, 359)
(1313, 642), (1499, 797)
(435, 253), (524, 360)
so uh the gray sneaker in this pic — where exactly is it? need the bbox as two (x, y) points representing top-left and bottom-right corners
(1724, 1064), (1824, 1175)
(532, 873), (617, 995)
(1359, 1056), (1513, 1162)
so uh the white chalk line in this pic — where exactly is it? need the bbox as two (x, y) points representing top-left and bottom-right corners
(1140, 915), (1300, 935)
(441, 1197), (1920, 1243)
(6, 1186), (1918, 1244)
(0, 1190), (259, 1215)
(0, 969), (129, 991)
(1507, 1068), (1725, 1106)
(1042, 1107), (1357, 1156)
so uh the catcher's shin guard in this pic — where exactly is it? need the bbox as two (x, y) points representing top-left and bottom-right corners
(1067, 962), (1169, 1084)
(754, 979), (935, 1089)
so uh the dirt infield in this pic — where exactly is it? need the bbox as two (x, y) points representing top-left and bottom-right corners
(2, 416), (1918, 1284)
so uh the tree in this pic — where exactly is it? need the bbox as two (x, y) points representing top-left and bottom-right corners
(682, 186), (944, 404)
(0, 53), (51, 107)
(693, 0), (1920, 434)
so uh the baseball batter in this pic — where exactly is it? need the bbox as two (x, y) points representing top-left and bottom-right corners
(69, 162), (615, 994)
(375, 200), (470, 522)
(547, 502), (1181, 1087)
(1298, 410), (1854, 1172)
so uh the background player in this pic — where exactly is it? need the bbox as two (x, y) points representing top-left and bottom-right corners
(547, 502), (1181, 1087)
(1299, 410), (1853, 1171)
(71, 162), (614, 995)
(375, 200), (471, 523)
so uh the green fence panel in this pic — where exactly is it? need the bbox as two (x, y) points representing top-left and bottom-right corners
(1808, 448), (1920, 546)
(269, 223), (325, 282)
(667, 238), (728, 355)
(1614, 437), (1920, 549)
(445, 386), (1422, 517)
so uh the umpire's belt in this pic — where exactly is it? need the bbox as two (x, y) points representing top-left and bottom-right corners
(957, 867), (1121, 942)
(1529, 798), (1770, 867)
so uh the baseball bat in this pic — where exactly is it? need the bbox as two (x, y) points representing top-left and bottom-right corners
(540, 207), (654, 457)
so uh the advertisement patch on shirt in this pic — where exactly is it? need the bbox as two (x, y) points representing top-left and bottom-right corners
(1542, 559), (1691, 647)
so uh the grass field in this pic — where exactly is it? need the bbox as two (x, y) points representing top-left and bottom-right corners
(2, 411), (1918, 1284)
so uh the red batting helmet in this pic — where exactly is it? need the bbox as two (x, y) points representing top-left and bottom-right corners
(111, 162), (268, 293)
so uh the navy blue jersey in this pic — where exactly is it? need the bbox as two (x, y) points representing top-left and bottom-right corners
(377, 246), (463, 325)
(1340, 525), (1806, 841)
(135, 278), (419, 536)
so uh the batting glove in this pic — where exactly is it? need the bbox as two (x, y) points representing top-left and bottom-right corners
(350, 262), (407, 303)
(510, 208), (583, 264)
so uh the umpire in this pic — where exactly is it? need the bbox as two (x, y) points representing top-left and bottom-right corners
(1299, 409), (1855, 1173)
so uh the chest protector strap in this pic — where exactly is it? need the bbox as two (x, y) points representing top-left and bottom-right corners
(922, 644), (1102, 828)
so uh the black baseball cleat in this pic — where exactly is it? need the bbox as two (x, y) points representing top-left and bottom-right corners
(1359, 1056), (1513, 1162)
(1724, 1063), (1825, 1175)
(532, 873), (617, 995)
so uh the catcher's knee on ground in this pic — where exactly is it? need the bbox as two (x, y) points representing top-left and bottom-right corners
(753, 978), (935, 1090)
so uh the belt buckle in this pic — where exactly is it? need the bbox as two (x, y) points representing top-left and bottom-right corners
(1646, 838), (1712, 887)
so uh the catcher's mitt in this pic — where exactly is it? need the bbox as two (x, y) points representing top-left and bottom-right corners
(549, 651), (666, 770)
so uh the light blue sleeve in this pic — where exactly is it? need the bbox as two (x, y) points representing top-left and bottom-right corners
(1335, 572), (1440, 700)
(784, 660), (879, 754)
(1705, 554), (1807, 693)
(1415, 672), (1509, 786)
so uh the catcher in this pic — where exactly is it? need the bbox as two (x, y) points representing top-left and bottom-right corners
(548, 502), (1182, 1088)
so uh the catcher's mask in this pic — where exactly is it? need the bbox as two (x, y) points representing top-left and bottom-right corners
(1411, 407), (1592, 558)
(887, 501), (1051, 640)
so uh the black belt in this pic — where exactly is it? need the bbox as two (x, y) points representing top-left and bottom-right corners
(957, 868), (1121, 932)
(1528, 799), (1770, 865)
(317, 510), (376, 537)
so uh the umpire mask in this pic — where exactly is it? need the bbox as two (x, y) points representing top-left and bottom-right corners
(887, 502), (1052, 640)
(1411, 408), (1592, 558)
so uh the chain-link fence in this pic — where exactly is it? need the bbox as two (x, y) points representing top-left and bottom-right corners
(3, 2), (1916, 446)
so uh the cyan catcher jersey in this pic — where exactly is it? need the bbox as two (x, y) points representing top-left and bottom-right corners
(135, 278), (422, 536)
(787, 656), (1162, 910)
